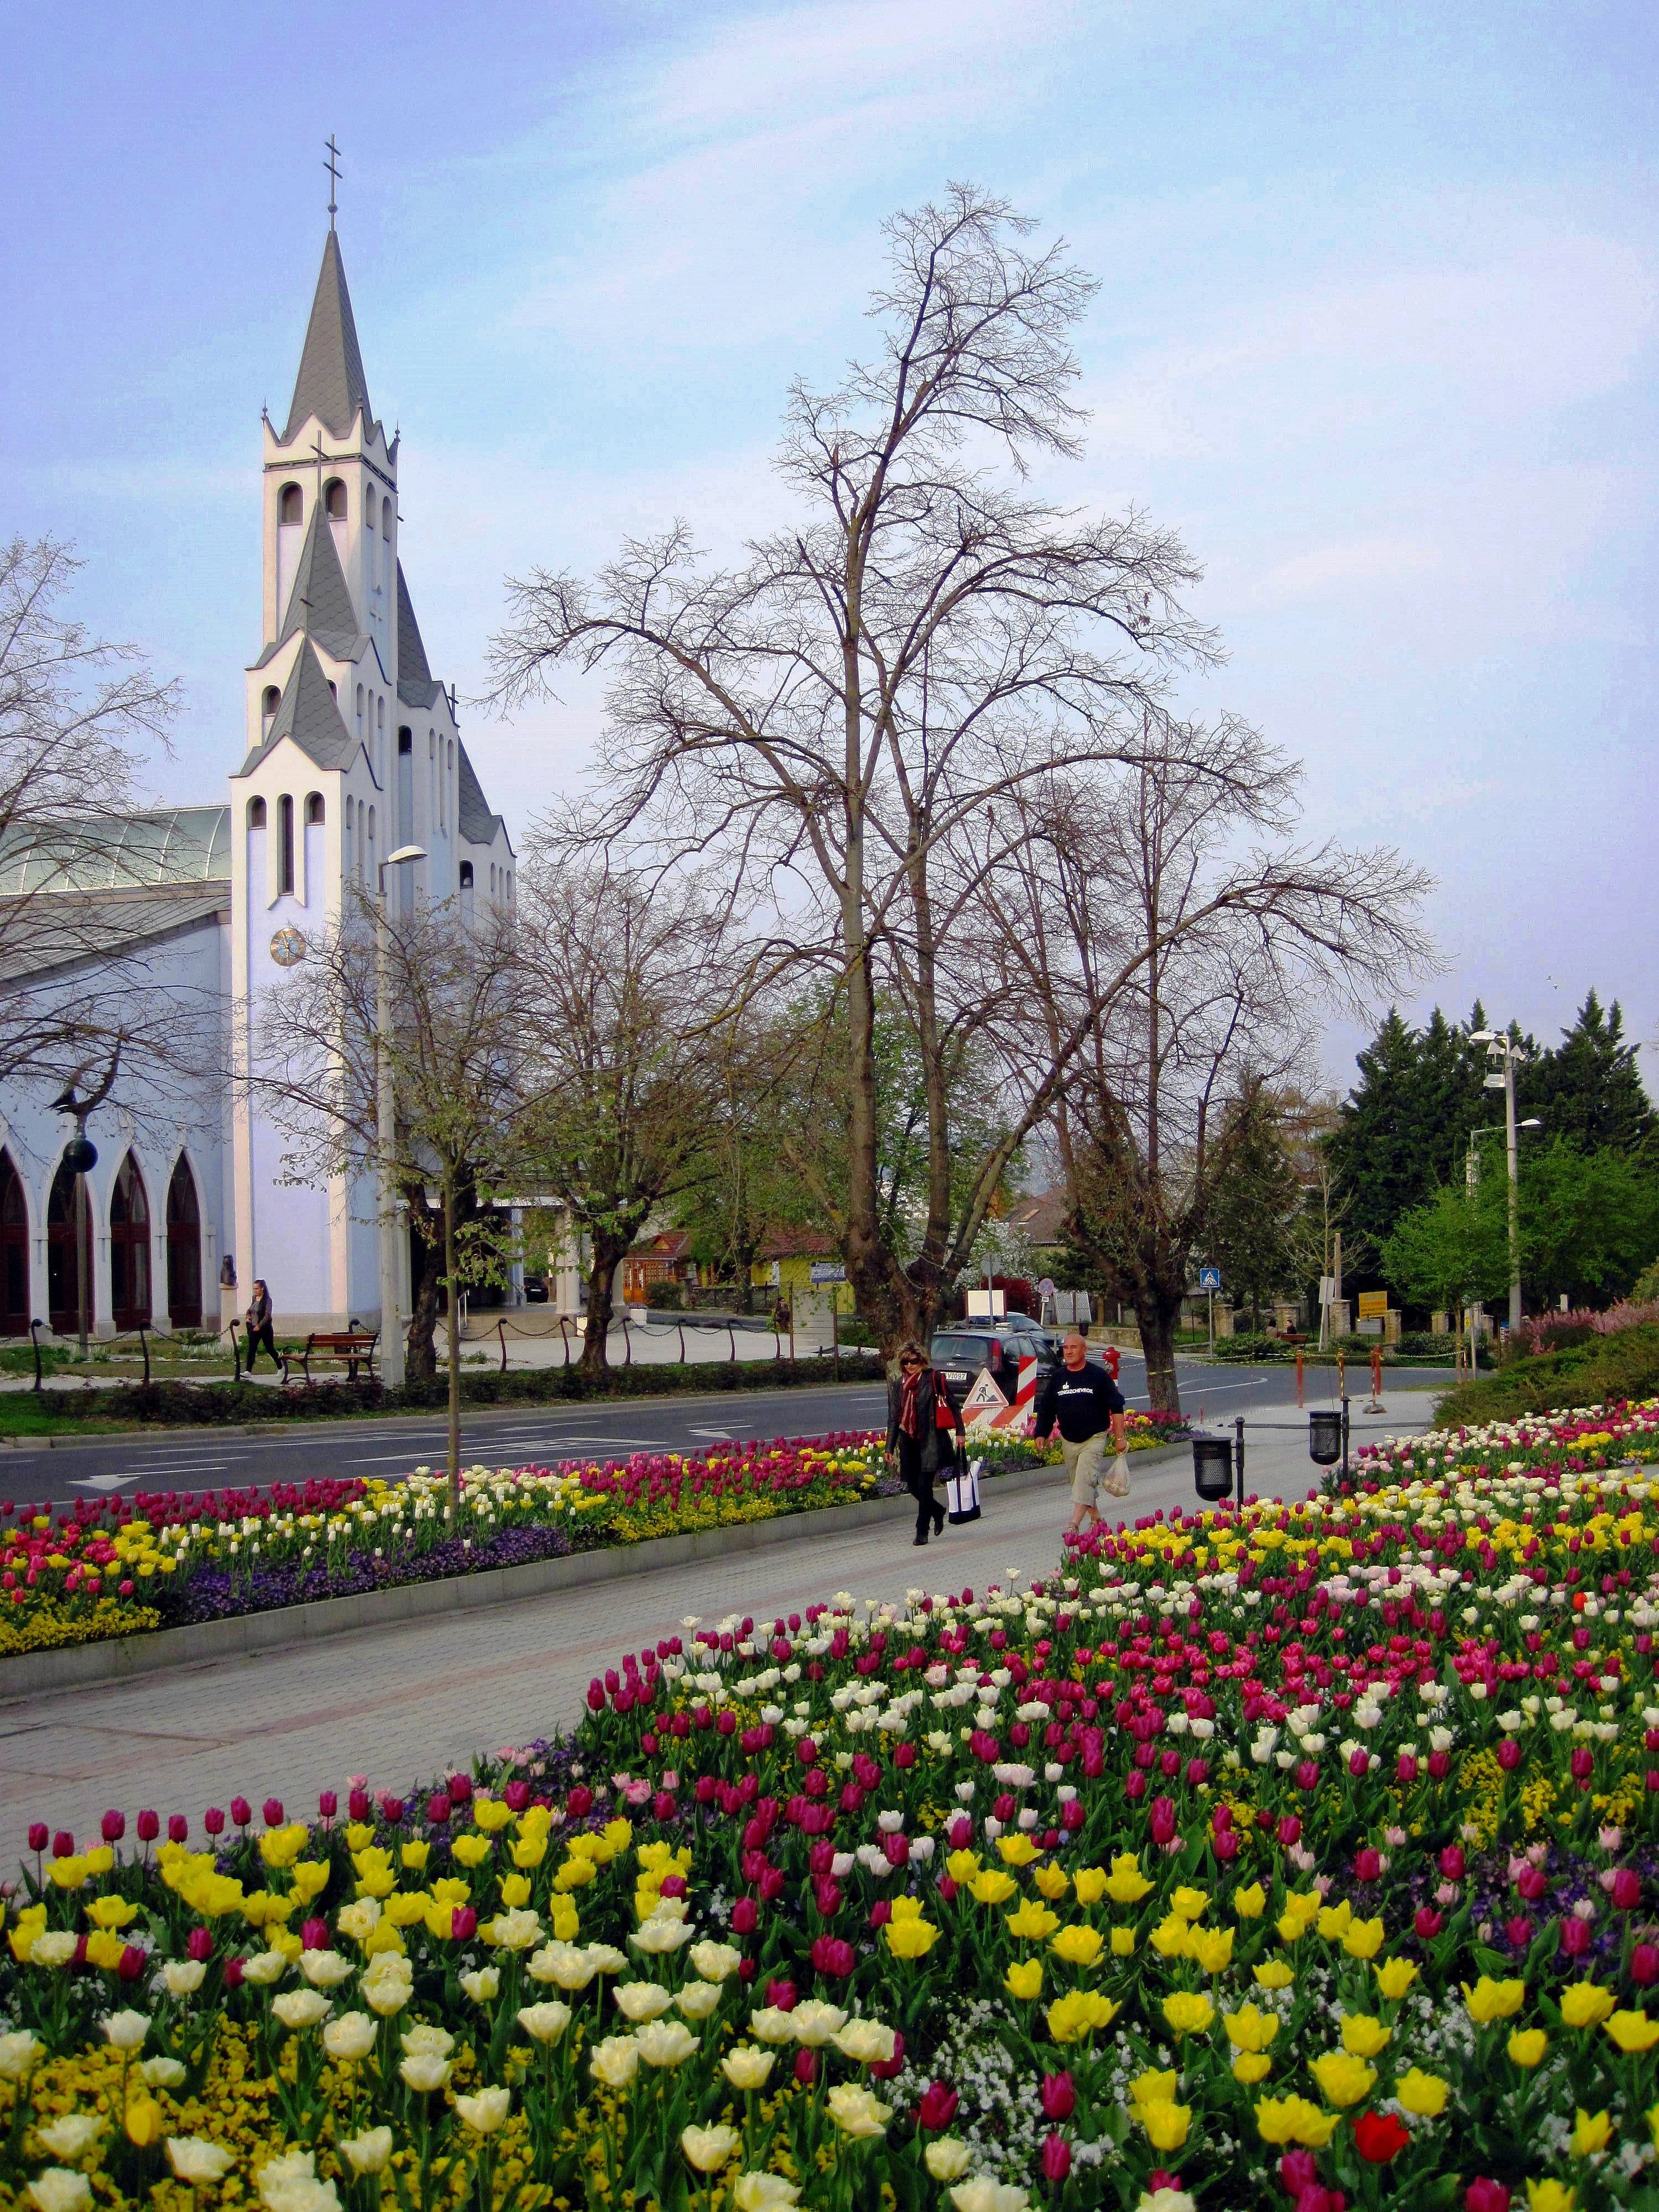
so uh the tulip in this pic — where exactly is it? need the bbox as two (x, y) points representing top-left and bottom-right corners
(731, 1898), (759, 1935)
(1395, 1752), (1418, 1785)
(229, 1798), (252, 1828)
(1427, 1750), (1450, 1780)
(135, 1810), (159, 1843)
(1041, 2133), (1072, 2182)
(1496, 1738), (1522, 1770)
(793, 2046), (816, 2085)
(1280, 2151), (1319, 2194)
(918, 2081), (959, 2130)
(1631, 1944), (1659, 1986)
(102, 1810), (126, 1843)
(1354, 2111), (1410, 2163)
(1414, 1907), (1443, 1939)
(168, 1815), (189, 1845)
(27, 1823), (47, 1854)
(317, 1791), (337, 1820)
(1464, 2185), (1511, 2212)
(348, 1789), (371, 1822)
(186, 1928), (213, 1963)
(1612, 1868), (1641, 1912)
(1558, 1916), (1592, 1958)
(1041, 2070), (1076, 2120)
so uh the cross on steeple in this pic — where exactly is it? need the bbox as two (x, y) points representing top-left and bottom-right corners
(324, 135), (342, 229)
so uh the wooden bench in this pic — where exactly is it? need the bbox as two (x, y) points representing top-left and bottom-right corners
(294, 1328), (379, 1384)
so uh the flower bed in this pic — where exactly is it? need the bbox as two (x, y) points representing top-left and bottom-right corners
(0, 1416), (1186, 1661)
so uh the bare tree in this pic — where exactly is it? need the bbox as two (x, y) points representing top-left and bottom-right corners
(974, 726), (1432, 1413)
(244, 893), (534, 1496)
(512, 838), (729, 1372)
(0, 537), (206, 1111)
(491, 186), (1238, 1353)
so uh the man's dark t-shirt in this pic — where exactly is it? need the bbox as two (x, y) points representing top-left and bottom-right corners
(1034, 1360), (1126, 1443)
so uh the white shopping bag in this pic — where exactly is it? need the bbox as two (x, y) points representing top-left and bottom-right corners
(945, 1459), (982, 1525)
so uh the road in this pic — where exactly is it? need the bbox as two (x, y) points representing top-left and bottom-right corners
(2, 1356), (1451, 1512)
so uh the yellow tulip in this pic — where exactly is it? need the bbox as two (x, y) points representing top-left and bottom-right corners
(1005, 1901), (1060, 1942)
(997, 1835), (1041, 1868)
(1110, 1926), (1137, 1958)
(1507, 2028), (1548, 2068)
(1033, 1864), (1070, 1901)
(1232, 2051), (1273, 2084)
(1048, 1924), (1104, 1970)
(1102, 1854), (1153, 1905)
(1605, 2011), (1659, 2055)
(1395, 2068), (1449, 2117)
(1233, 1883), (1267, 1919)
(1170, 1886), (1208, 1922)
(1310, 2051), (1376, 2107)
(1046, 1990), (1119, 2044)
(1338, 2013), (1391, 2059)
(1569, 2109), (1611, 2158)
(1341, 1916), (1385, 1961)
(1463, 1977), (1526, 2025)
(1254, 2096), (1340, 2150)
(1004, 1959), (1044, 2002)
(1373, 1957), (1419, 2001)
(1139, 2100), (1191, 2151)
(1253, 1960), (1295, 1991)
(1072, 1866), (1108, 1905)
(1223, 2005), (1279, 2054)
(1161, 1991), (1215, 2037)
(883, 1916), (940, 1960)
(1559, 1983), (1616, 2031)
(945, 1850), (982, 1884)
(1189, 1926), (1234, 1975)
(969, 1871), (1018, 1907)
(1129, 2070), (1178, 2110)
(1524, 2184), (1575, 2212)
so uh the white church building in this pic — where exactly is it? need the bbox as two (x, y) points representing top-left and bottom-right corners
(0, 223), (515, 1340)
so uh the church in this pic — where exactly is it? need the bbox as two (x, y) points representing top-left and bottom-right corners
(0, 221), (515, 1341)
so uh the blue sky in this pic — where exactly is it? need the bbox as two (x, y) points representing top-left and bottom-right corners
(5, 0), (1655, 1090)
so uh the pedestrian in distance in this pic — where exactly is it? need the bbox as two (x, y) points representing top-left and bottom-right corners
(244, 1277), (280, 1374)
(886, 1341), (964, 1548)
(1033, 1328), (1128, 1537)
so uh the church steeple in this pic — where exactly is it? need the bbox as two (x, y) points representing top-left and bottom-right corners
(282, 231), (372, 443)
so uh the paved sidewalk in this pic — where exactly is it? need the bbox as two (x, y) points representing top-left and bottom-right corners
(0, 1405), (1433, 1871)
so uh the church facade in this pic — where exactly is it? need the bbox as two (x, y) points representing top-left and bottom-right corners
(0, 226), (514, 1340)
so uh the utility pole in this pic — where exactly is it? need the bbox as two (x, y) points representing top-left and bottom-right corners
(1469, 1030), (1540, 1336)
(374, 849), (425, 1387)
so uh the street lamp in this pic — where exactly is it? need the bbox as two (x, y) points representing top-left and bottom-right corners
(1468, 1026), (1538, 1331)
(375, 845), (425, 1389)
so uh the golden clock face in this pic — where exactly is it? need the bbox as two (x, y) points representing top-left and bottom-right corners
(269, 926), (306, 968)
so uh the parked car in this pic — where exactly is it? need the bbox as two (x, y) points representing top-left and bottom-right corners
(522, 1275), (549, 1303)
(929, 1317), (1059, 1409)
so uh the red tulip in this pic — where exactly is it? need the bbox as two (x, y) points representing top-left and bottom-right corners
(1496, 1738), (1522, 1770)
(731, 1898), (759, 1934)
(1613, 1868), (1641, 1912)
(135, 1810), (159, 1843)
(347, 1790), (370, 1823)
(1354, 2111), (1410, 2163)
(766, 1978), (798, 2011)
(1505, 1917), (1531, 1949)
(27, 1823), (46, 1854)
(918, 2081), (959, 2131)
(1041, 2135), (1072, 2182)
(1414, 1906), (1443, 1939)
(870, 2030), (905, 2080)
(1465, 2183), (1511, 2212)
(1395, 1752), (1418, 1785)
(793, 2047), (816, 2084)
(186, 1928), (213, 1961)
(117, 1943), (147, 1981)
(1559, 1915), (1592, 1958)
(101, 1809), (126, 1843)
(1632, 1944), (1659, 1986)
(1040, 2072), (1076, 2121)
(1516, 1865), (1546, 1902)
(230, 1797), (252, 1828)
(1354, 1848), (1381, 1882)
(1439, 1845), (1465, 1880)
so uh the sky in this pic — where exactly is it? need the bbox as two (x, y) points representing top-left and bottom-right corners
(4, 0), (1655, 1098)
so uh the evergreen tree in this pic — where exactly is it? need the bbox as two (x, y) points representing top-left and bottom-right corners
(1201, 1093), (1302, 1329)
(1531, 992), (1654, 1154)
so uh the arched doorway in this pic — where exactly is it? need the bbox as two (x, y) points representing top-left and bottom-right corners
(109, 1154), (152, 1331)
(165, 1157), (203, 1329)
(47, 1160), (93, 1336)
(0, 1152), (28, 1336)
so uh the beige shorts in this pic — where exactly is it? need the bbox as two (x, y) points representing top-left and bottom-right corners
(1062, 1432), (1108, 1505)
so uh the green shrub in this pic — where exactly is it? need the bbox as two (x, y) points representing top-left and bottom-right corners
(1431, 1322), (1659, 1429)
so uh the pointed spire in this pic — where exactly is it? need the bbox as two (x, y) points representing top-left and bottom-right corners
(244, 640), (356, 775)
(279, 502), (362, 654)
(282, 231), (372, 444)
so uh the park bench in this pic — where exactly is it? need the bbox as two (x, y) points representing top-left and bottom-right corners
(294, 1327), (379, 1384)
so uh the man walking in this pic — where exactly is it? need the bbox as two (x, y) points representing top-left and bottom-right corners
(1033, 1329), (1128, 1536)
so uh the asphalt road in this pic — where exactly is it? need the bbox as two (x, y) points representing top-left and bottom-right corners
(2, 1356), (1451, 1513)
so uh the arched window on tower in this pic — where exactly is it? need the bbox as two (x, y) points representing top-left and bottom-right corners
(356, 684), (364, 747)
(459, 860), (474, 930)
(165, 1157), (202, 1329)
(305, 794), (324, 825)
(46, 1158), (93, 1337)
(262, 685), (280, 740)
(366, 805), (377, 878)
(278, 794), (295, 896)
(247, 796), (267, 829)
(276, 481), (304, 620)
(324, 476), (347, 565)
(108, 1154), (152, 1331)
(0, 1151), (28, 1337)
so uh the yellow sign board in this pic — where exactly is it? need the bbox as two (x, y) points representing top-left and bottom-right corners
(1357, 1290), (1389, 1319)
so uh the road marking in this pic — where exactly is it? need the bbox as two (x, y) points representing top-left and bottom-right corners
(68, 1473), (140, 1493)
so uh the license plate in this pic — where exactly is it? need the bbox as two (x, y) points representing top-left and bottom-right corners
(945, 1370), (968, 1382)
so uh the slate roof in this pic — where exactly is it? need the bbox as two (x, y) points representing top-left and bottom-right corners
(395, 562), (443, 709)
(278, 504), (364, 660)
(457, 743), (506, 848)
(282, 231), (373, 444)
(239, 641), (357, 776)
(0, 887), (229, 985)
(0, 807), (231, 897)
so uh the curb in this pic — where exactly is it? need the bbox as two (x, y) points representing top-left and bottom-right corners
(0, 1442), (1191, 1703)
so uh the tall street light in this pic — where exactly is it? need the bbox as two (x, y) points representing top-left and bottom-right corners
(1469, 1026), (1539, 1331)
(376, 846), (425, 1388)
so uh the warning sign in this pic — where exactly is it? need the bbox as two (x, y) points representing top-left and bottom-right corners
(966, 1355), (1040, 1436)
(1357, 1290), (1389, 1320)
(959, 1369), (1011, 1422)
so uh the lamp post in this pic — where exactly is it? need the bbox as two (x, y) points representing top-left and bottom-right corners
(49, 1056), (119, 1359)
(1469, 1023), (1541, 1333)
(375, 846), (425, 1389)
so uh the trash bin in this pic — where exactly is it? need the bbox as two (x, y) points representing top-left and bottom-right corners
(1193, 1434), (1233, 1501)
(1308, 1411), (1343, 1467)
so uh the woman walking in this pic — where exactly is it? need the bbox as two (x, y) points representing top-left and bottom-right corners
(244, 1277), (279, 1374)
(886, 1342), (963, 1548)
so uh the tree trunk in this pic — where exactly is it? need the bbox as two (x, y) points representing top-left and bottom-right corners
(403, 1188), (441, 1382)
(1138, 1292), (1183, 1418)
(442, 1170), (461, 1510)
(581, 1233), (627, 1375)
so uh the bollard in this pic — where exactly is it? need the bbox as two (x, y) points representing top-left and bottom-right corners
(1234, 1413), (1246, 1512)
(498, 1319), (509, 1375)
(137, 1319), (150, 1387)
(29, 1318), (44, 1392)
(1295, 1345), (1305, 1407)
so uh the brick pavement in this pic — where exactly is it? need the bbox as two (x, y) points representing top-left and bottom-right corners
(0, 1408), (1433, 1871)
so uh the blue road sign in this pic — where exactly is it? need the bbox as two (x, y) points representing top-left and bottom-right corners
(1198, 1266), (1222, 1291)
